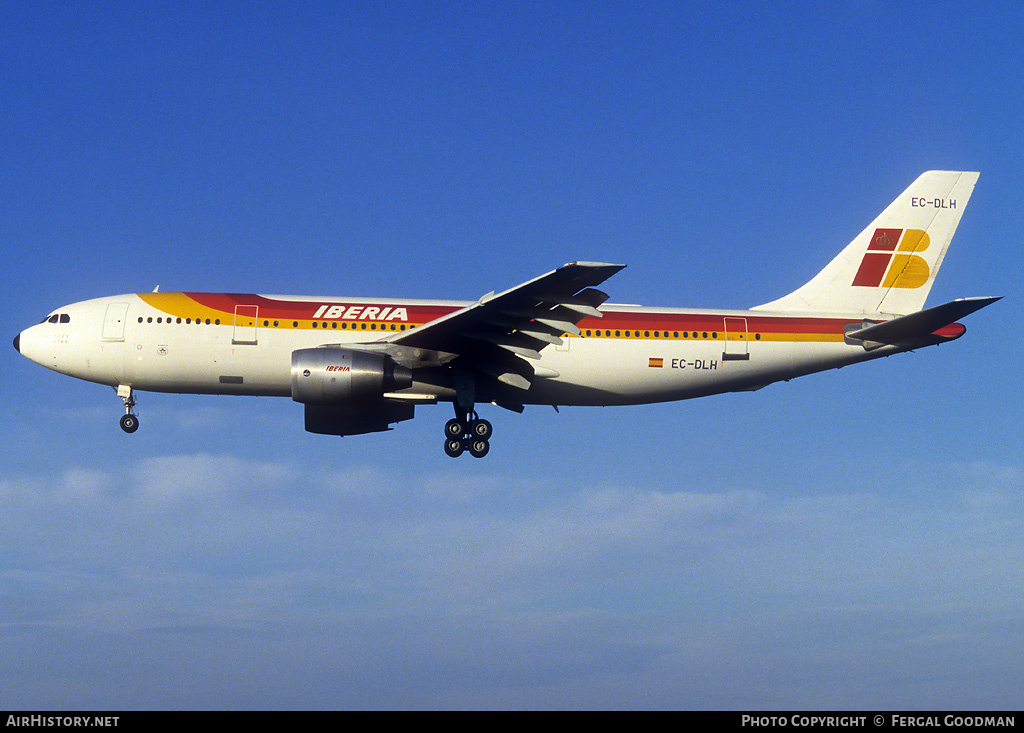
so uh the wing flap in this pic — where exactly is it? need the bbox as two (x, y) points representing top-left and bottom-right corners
(537, 288), (609, 317)
(533, 317), (582, 336)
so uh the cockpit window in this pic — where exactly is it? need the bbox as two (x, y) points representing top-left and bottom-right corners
(59, 314), (70, 323)
(47, 315), (59, 324)
(41, 313), (71, 324)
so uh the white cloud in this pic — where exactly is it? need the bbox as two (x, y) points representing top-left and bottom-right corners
(0, 467), (112, 508)
(129, 453), (297, 511)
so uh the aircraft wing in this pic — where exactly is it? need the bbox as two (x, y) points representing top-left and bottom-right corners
(386, 261), (624, 399)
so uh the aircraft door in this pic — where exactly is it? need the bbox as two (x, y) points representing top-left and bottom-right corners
(233, 305), (258, 345)
(102, 302), (129, 341)
(722, 317), (750, 361)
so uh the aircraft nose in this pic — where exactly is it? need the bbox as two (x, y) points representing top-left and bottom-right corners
(13, 333), (20, 353)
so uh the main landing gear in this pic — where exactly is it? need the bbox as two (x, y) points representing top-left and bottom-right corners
(443, 412), (492, 458)
(117, 385), (139, 434)
(444, 369), (492, 458)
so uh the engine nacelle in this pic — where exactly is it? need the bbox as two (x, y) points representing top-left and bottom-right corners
(291, 347), (413, 404)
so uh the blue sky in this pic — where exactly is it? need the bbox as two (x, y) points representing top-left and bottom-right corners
(2, 1), (1021, 709)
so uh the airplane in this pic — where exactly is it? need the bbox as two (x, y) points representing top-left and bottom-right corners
(13, 170), (999, 458)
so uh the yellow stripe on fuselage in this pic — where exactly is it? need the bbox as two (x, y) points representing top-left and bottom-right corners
(137, 292), (232, 323)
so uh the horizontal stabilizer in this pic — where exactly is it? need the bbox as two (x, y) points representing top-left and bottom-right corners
(846, 296), (1001, 345)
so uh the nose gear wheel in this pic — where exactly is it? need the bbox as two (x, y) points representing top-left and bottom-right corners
(117, 385), (140, 433)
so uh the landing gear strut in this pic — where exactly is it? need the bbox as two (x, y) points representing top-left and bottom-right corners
(443, 411), (492, 458)
(117, 385), (139, 434)
(443, 368), (492, 457)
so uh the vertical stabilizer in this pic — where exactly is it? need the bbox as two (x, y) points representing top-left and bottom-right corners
(753, 171), (979, 315)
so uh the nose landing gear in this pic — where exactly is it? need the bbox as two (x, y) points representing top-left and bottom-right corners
(117, 385), (139, 433)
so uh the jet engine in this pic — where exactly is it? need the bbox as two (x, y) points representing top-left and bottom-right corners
(291, 347), (416, 436)
(290, 347), (413, 404)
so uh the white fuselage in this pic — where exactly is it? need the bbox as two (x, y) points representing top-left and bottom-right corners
(16, 291), (923, 408)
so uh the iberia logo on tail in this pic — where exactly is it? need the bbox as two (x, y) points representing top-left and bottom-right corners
(852, 228), (931, 288)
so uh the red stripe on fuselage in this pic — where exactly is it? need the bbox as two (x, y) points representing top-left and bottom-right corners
(178, 294), (856, 336)
(184, 293), (459, 322)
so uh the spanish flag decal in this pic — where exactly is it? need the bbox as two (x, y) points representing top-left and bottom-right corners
(649, 357), (664, 368)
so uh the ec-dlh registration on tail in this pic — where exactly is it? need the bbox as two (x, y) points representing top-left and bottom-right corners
(14, 171), (999, 457)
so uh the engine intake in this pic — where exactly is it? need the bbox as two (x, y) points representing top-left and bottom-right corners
(291, 347), (413, 404)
